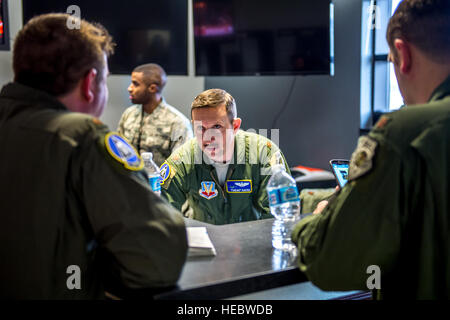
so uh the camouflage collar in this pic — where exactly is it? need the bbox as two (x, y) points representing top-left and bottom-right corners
(429, 75), (450, 102)
(138, 97), (167, 115)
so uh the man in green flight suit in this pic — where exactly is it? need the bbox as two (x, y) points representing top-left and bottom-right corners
(161, 89), (291, 225)
(292, 0), (450, 299)
(0, 14), (187, 299)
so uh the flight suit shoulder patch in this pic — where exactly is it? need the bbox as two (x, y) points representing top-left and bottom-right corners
(104, 132), (143, 171)
(348, 136), (378, 181)
(160, 161), (177, 189)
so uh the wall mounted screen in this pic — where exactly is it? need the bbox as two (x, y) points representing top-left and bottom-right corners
(0, 0), (10, 51)
(22, 0), (188, 75)
(193, 0), (333, 76)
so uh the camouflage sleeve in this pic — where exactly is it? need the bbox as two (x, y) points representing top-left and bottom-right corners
(77, 120), (187, 289)
(160, 159), (188, 212)
(117, 108), (129, 135)
(170, 120), (193, 153)
(291, 134), (408, 291)
(253, 141), (291, 219)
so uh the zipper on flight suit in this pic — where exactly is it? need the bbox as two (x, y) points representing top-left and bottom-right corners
(210, 171), (227, 203)
(209, 167), (235, 204)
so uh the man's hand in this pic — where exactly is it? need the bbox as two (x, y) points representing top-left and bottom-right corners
(312, 186), (340, 215)
(313, 200), (329, 214)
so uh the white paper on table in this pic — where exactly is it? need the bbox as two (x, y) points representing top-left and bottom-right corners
(186, 227), (217, 257)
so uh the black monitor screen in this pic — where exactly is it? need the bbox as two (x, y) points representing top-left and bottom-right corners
(194, 0), (332, 76)
(0, 0), (10, 50)
(22, 0), (188, 75)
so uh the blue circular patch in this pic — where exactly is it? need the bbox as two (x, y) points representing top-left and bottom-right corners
(160, 162), (171, 183)
(105, 133), (143, 171)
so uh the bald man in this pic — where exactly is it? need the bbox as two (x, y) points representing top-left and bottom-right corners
(118, 63), (193, 166)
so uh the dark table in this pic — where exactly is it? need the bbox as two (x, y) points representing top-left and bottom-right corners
(154, 217), (308, 300)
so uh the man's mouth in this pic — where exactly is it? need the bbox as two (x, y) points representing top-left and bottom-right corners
(204, 144), (218, 152)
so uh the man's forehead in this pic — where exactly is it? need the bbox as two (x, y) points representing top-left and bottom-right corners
(131, 71), (144, 81)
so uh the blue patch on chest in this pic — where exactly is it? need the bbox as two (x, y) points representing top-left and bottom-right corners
(226, 180), (252, 193)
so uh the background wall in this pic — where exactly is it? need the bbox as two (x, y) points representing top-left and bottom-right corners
(0, 0), (204, 131)
(1, 0), (362, 170)
(205, 0), (362, 169)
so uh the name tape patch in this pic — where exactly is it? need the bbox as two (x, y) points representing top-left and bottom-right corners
(226, 180), (252, 193)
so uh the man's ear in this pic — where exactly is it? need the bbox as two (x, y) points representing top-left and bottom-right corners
(81, 68), (98, 103)
(393, 39), (412, 74)
(232, 118), (242, 133)
(148, 83), (159, 94)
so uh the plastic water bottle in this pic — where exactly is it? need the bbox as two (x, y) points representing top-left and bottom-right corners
(267, 163), (301, 251)
(141, 152), (161, 196)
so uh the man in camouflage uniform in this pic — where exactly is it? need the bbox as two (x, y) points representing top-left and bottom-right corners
(0, 14), (187, 299)
(118, 63), (193, 166)
(292, 0), (450, 299)
(161, 89), (291, 225)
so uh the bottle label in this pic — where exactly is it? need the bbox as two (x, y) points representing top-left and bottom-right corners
(149, 176), (161, 193)
(268, 186), (299, 205)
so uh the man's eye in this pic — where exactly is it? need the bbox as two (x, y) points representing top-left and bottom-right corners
(213, 125), (222, 129)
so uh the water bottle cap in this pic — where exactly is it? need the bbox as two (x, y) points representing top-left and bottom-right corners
(141, 152), (153, 160)
(272, 164), (285, 173)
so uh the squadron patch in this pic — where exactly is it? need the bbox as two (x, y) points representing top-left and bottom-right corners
(348, 136), (378, 181)
(199, 181), (218, 200)
(160, 162), (171, 184)
(105, 132), (143, 171)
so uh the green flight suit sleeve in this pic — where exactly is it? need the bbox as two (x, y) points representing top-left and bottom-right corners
(291, 134), (407, 291)
(253, 143), (292, 219)
(75, 122), (187, 289)
(160, 160), (188, 213)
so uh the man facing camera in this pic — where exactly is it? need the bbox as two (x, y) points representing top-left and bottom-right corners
(161, 89), (291, 225)
(292, 0), (450, 299)
(0, 14), (187, 299)
(118, 63), (193, 166)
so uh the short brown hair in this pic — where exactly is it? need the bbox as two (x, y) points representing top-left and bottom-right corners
(133, 63), (167, 93)
(191, 89), (237, 122)
(387, 0), (450, 64)
(13, 13), (115, 96)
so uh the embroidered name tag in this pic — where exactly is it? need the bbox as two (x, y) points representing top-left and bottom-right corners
(226, 180), (252, 193)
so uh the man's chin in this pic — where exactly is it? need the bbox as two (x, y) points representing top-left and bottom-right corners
(203, 149), (222, 162)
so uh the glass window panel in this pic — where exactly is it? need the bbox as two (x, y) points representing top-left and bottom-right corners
(389, 63), (404, 110)
(374, 61), (389, 112)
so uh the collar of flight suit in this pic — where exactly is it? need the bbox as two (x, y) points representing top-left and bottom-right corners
(428, 75), (450, 102)
(0, 82), (68, 112)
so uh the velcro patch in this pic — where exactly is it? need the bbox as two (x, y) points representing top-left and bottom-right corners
(226, 180), (252, 193)
(160, 162), (171, 184)
(348, 136), (378, 181)
(199, 181), (218, 200)
(160, 161), (177, 189)
(105, 133), (143, 171)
